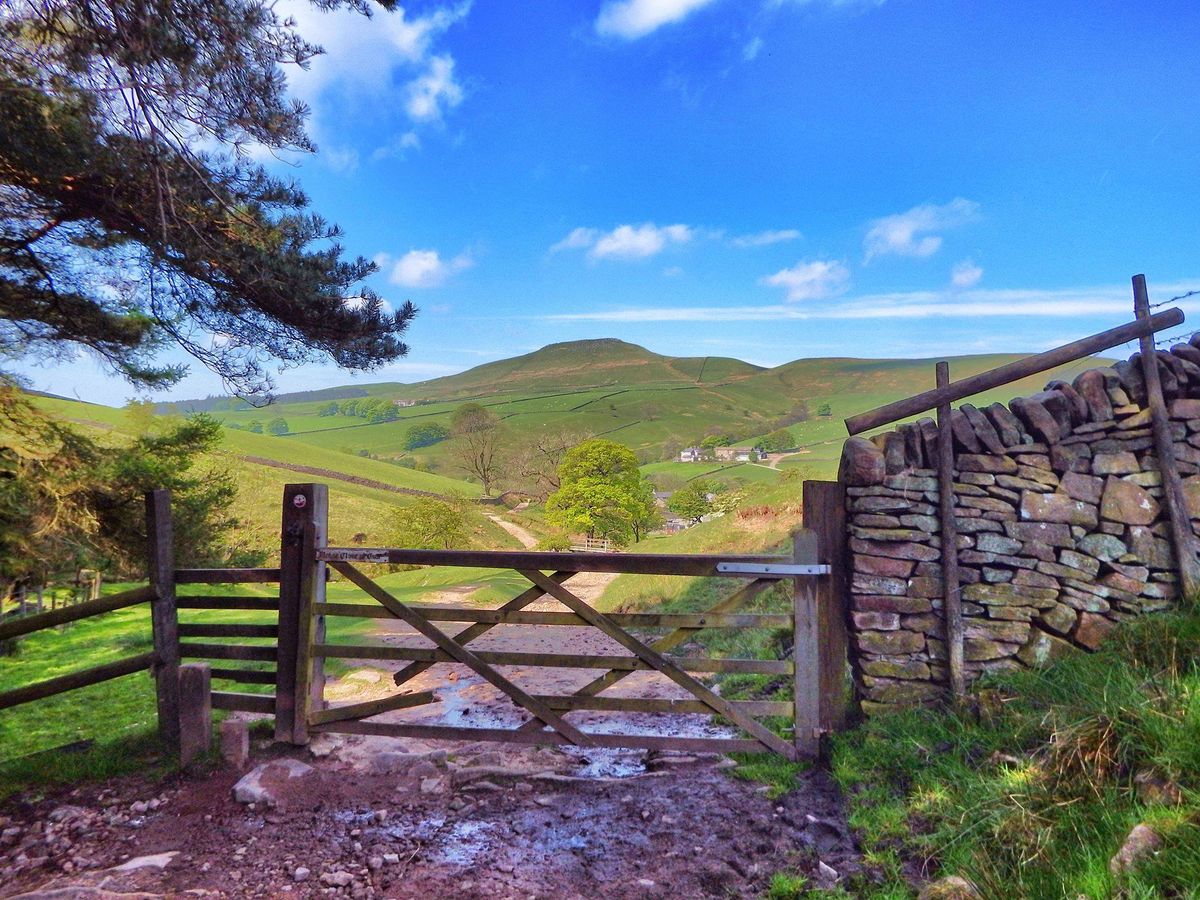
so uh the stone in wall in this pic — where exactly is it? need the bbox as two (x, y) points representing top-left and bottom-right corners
(842, 344), (1198, 712)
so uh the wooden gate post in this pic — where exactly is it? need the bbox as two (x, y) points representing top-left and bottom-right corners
(802, 480), (850, 735)
(792, 527), (821, 759)
(145, 490), (180, 752)
(275, 483), (328, 744)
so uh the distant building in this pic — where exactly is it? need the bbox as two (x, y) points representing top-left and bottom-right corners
(394, 399), (420, 408)
(714, 446), (755, 462)
(679, 447), (703, 462)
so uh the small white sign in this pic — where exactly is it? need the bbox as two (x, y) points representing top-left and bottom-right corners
(322, 548), (390, 563)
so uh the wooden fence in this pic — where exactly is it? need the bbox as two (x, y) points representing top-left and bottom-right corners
(0, 481), (851, 763)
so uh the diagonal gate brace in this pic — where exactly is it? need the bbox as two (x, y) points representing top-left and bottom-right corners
(330, 561), (590, 746)
(519, 570), (796, 759)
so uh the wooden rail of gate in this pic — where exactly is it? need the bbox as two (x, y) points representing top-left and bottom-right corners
(274, 481), (849, 761)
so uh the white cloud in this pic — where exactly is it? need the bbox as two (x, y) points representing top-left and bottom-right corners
(863, 198), (981, 262)
(372, 131), (422, 162)
(405, 54), (464, 122)
(380, 249), (474, 288)
(282, 2), (470, 135)
(951, 259), (983, 289)
(663, 266), (684, 277)
(595, 0), (721, 40)
(551, 223), (695, 261)
(730, 228), (802, 248)
(759, 259), (850, 301)
(540, 283), (1145, 323)
(743, 37), (763, 61)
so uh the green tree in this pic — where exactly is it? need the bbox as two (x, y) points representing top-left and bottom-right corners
(546, 439), (657, 546)
(404, 422), (450, 450)
(266, 417), (289, 435)
(0, 400), (259, 595)
(339, 399), (360, 417)
(761, 428), (795, 452)
(450, 403), (504, 495)
(668, 480), (718, 525)
(247, 419), (263, 434)
(317, 401), (340, 417)
(818, 402), (833, 417)
(389, 498), (470, 551)
(0, 0), (416, 397)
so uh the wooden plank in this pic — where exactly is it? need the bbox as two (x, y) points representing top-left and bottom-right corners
(210, 667), (277, 685)
(177, 596), (279, 611)
(291, 484), (328, 744)
(0, 585), (155, 642)
(802, 480), (851, 734)
(314, 643), (793, 674)
(175, 568), (282, 584)
(515, 577), (775, 733)
(535, 695), (793, 716)
(936, 363), (965, 701)
(315, 602), (789, 629)
(275, 486), (305, 742)
(178, 624), (278, 639)
(791, 530), (821, 758)
(309, 720), (767, 753)
(180, 642), (277, 662)
(211, 691), (276, 714)
(320, 547), (789, 576)
(390, 572), (574, 689)
(1134, 276), (1200, 596)
(331, 561), (590, 746)
(309, 690), (437, 726)
(845, 307), (1185, 434)
(519, 570), (795, 758)
(146, 490), (180, 752)
(0, 653), (155, 710)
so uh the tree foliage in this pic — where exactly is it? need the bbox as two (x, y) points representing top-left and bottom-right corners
(509, 427), (589, 501)
(668, 480), (717, 524)
(404, 422), (450, 450)
(449, 403), (504, 495)
(389, 497), (470, 551)
(545, 439), (658, 546)
(0, 0), (415, 397)
(0, 392), (259, 595)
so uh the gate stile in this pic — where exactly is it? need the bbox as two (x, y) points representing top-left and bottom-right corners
(276, 482), (848, 761)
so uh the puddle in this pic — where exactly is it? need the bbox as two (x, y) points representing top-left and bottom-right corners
(560, 747), (646, 778)
(432, 820), (498, 865)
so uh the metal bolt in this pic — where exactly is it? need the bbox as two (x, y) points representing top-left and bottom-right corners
(292, 494), (307, 509)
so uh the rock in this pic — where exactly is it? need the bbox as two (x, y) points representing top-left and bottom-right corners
(294, 866), (311, 882)
(219, 719), (249, 769)
(1019, 491), (1098, 528)
(960, 404), (1007, 453)
(1060, 471), (1103, 504)
(1011, 396), (1061, 444)
(949, 409), (982, 453)
(840, 437), (886, 486)
(1134, 770), (1184, 806)
(851, 573), (907, 596)
(1016, 629), (1078, 667)
(856, 630), (925, 654)
(1004, 520), (1073, 546)
(958, 454), (1018, 474)
(854, 554), (916, 577)
(111, 851), (179, 871)
(975, 533), (1022, 555)
(850, 539), (940, 561)
(1114, 357), (1148, 406)
(232, 758), (314, 805)
(860, 658), (932, 679)
(1109, 823), (1162, 876)
(1058, 550), (1100, 576)
(420, 777), (443, 794)
(1101, 477), (1159, 525)
(1170, 398), (1200, 420)
(917, 875), (983, 899)
(1074, 612), (1117, 649)
(321, 871), (355, 887)
(986, 403), (1026, 446)
(1073, 369), (1115, 422)
(409, 760), (441, 780)
(1128, 526), (1174, 569)
(963, 583), (1057, 608)
(1079, 533), (1126, 561)
(852, 611), (900, 631)
(1093, 451), (1139, 475)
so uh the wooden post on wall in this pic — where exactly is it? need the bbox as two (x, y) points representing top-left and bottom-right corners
(935, 363), (965, 700)
(1133, 275), (1200, 598)
(145, 490), (180, 752)
(275, 483), (328, 744)
(801, 480), (850, 737)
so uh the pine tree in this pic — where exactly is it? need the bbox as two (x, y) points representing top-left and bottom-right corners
(0, 0), (415, 397)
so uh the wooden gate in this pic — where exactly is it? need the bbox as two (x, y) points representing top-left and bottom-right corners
(274, 482), (849, 761)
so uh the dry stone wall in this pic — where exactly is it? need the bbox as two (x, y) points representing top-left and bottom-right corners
(839, 340), (1200, 713)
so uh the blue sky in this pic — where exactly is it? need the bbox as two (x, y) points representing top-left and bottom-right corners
(19, 0), (1200, 404)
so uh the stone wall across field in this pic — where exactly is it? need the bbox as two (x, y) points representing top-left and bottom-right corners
(839, 339), (1200, 712)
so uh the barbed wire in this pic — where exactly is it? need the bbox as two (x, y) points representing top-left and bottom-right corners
(1150, 288), (1200, 309)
